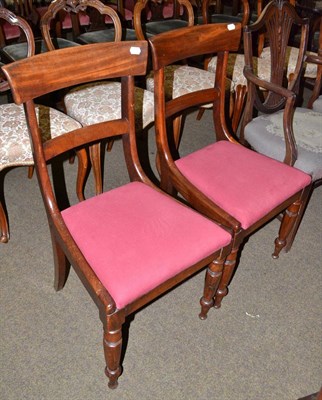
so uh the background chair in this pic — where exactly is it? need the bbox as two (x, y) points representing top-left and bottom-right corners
(240, 0), (322, 185)
(134, 0), (220, 158)
(149, 21), (312, 316)
(239, 3), (322, 248)
(0, 0), (80, 63)
(2, 40), (232, 388)
(46, 0), (154, 195)
(197, 0), (251, 132)
(0, 6), (83, 243)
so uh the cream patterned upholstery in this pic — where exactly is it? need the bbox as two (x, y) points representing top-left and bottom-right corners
(146, 65), (217, 99)
(64, 81), (154, 129)
(261, 46), (318, 79)
(0, 103), (82, 171)
(207, 53), (271, 87)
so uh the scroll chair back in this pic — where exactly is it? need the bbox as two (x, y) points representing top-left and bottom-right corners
(149, 23), (312, 316)
(2, 40), (232, 388)
(1, 0), (78, 62)
(41, 0), (136, 46)
(0, 7), (82, 243)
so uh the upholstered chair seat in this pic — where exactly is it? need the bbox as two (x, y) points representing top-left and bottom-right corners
(207, 52), (271, 87)
(0, 103), (82, 170)
(243, 108), (322, 181)
(175, 141), (311, 229)
(260, 45), (318, 79)
(62, 181), (231, 309)
(145, 64), (217, 101)
(1, 37), (80, 62)
(76, 27), (137, 43)
(64, 81), (154, 129)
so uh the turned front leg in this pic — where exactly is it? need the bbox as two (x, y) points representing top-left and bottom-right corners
(272, 200), (302, 259)
(199, 257), (225, 320)
(214, 247), (238, 309)
(104, 318), (123, 389)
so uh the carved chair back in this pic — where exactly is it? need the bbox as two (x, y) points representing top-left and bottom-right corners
(243, 0), (309, 113)
(41, 0), (122, 50)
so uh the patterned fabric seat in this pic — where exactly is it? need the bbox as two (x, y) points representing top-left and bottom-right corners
(243, 108), (322, 181)
(0, 104), (82, 170)
(64, 81), (154, 130)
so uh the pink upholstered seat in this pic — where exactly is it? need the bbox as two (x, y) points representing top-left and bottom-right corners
(62, 182), (231, 309)
(176, 141), (312, 230)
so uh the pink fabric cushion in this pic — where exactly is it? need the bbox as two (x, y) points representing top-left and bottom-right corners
(62, 182), (231, 309)
(176, 141), (312, 230)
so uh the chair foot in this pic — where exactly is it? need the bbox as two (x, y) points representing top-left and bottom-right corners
(105, 367), (121, 389)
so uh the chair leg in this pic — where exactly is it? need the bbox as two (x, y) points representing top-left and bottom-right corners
(214, 247), (239, 308)
(27, 166), (34, 179)
(75, 148), (88, 202)
(272, 198), (305, 259)
(196, 107), (205, 121)
(199, 256), (226, 320)
(104, 314), (124, 389)
(89, 143), (103, 195)
(51, 232), (70, 291)
(0, 200), (9, 243)
(284, 187), (312, 253)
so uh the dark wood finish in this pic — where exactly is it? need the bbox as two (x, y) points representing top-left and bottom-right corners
(41, 0), (122, 198)
(41, 0), (122, 49)
(148, 21), (312, 313)
(2, 40), (232, 388)
(240, 0), (310, 165)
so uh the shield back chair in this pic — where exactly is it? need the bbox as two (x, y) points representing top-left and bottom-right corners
(203, 0), (318, 133)
(46, 0), (154, 196)
(240, 0), (322, 185)
(0, 7), (84, 243)
(148, 22), (312, 316)
(2, 40), (233, 388)
(240, 5), (322, 248)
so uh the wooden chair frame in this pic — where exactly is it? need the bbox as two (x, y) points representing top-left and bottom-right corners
(149, 22), (312, 313)
(2, 40), (232, 388)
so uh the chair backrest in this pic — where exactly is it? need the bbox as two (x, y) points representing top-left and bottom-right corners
(40, 0), (122, 50)
(243, 0), (309, 112)
(133, 0), (194, 40)
(148, 23), (241, 165)
(0, 7), (34, 90)
(2, 39), (149, 245)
